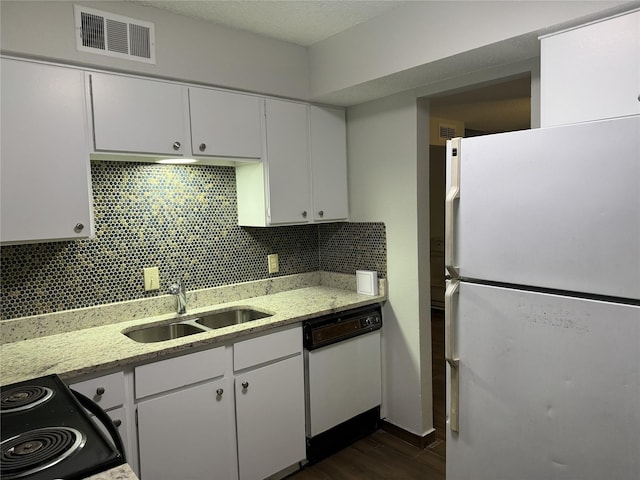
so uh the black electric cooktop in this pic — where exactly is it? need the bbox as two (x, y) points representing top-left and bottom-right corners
(0, 374), (123, 480)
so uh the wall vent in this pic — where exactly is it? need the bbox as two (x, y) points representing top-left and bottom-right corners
(439, 124), (457, 140)
(74, 5), (156, 64)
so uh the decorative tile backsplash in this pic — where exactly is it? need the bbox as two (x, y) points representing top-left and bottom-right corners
(1, 161), (386, 320)
(319, 222), (386, 277)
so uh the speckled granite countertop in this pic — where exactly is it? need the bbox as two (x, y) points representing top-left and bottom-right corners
(84, 464), (138, 480)
(0, 273), (386, 385)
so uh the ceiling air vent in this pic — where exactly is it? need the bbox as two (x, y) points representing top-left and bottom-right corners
(439, 124), (457, 140)
(74, 5), (156, 64)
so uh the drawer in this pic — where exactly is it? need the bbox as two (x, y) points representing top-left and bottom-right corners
(135, 346), (226, 399)
(70, 371), (124, 411)
(234, 325), (302, 371)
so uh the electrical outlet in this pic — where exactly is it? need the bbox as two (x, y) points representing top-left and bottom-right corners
(143, 267), (160, 291)
(267, 254), (279, 274)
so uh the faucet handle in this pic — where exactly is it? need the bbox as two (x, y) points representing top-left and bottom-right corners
(169, 283), (181, 295)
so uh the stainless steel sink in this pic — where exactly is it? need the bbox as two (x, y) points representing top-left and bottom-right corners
(195, 308), (271, 329)
(125, 322), (206, 343)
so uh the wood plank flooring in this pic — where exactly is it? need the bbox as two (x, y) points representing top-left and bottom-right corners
(289, 429), (445, 480)
(289, 309), (447, 479)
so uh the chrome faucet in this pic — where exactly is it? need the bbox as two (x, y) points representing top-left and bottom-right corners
(169, 280), (187, 314)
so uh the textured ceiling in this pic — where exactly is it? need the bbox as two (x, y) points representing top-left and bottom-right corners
(130, 0), (411, 46)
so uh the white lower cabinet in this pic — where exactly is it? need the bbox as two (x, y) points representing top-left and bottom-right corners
(235, 356), (306, 480)
(69, 371), (135, 469)
(137, 377), (236, 479)
(133, 326), (306, 480)
(234, 326), (306, 480)
(134, 347), (235, 480)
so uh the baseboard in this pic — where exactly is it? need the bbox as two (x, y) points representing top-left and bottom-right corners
(379, 420), (437, 449)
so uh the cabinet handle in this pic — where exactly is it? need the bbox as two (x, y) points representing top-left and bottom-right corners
(96, 387), (105, 396)
(173, 141), (181, 151)
(301, 211), (308, 219)
(74, 223), (84, 232)
(113, 419), (122, 428)
(216, 388), (224, 397)
(199, 143), (207, 152)
(241, 382), (249, 390)
(318, 210), (324, 218)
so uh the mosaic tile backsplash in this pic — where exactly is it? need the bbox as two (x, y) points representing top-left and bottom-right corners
(1, 161), (386, 320)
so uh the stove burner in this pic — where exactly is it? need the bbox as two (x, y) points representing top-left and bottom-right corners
(0, 386), (54, 413)
(1, 427), (85, 479)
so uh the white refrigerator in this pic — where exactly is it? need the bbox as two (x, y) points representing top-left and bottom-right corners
(445, 115), (640, 480)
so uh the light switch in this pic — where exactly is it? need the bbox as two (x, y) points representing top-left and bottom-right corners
(144, 267), (160, 291)
(267, 254), (279, 274)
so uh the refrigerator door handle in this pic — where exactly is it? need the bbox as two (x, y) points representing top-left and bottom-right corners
(445, 279), (460, 433)
(445, 137), (461, 278)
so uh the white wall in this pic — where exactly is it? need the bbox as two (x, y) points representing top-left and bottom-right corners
(347, 55), (542, 437)
(309, 1), (629, 105)
(0, 0), (309, 100)
(347, 92), (433, 435)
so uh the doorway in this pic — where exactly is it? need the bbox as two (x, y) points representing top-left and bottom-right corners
(428, 75), (532, 442)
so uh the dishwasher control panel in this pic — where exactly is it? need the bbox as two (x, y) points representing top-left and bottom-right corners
(303, 304), (382, 351)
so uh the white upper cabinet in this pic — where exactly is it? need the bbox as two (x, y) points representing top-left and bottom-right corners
(236, 100), (349, 226)
(89, 72), (263, 161)
(264, 99), (312, 225)
(89, 72), (187, 156)
(1, 58), (93, 244)
(310, 106), (349, 222)
(540, 10), (640, 127)
(189, 87), (262, 159)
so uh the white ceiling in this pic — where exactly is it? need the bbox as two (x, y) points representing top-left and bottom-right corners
(130, 0), (412, 46)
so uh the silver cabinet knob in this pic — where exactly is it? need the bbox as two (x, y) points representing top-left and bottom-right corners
(216, 388), (224, 397)
(301, 211), (307, 218)
(318, 210), (324, 217)
(74, 223), (84, 232)
(199, 143), (207, 152)
(241, 382), (249, 390)
(113, 419), (122, 427)
(96, 387), (105, 396)
(173, 141), (181, 151)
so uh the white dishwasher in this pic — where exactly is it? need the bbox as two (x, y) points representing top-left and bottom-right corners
(303, 304), (382, 463)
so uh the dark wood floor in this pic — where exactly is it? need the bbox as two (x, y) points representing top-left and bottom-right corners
(289, 309), (447, 479)
(289, 429), (445, 480)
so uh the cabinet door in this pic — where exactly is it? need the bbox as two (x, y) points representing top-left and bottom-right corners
(137, 379), (235, 480)
(189, 88), (261, 159)
(1, 59), (93, 244)
(541, 11), (640, 126)
(265, 99), (311, 224)
(235, 355), (306, 480)
(309, 106), (349, 222)
(90, 73), (186, 156)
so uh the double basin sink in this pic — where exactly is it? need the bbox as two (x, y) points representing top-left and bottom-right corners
(124, 308), (272, 343)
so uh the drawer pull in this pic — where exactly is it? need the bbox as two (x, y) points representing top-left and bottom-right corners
(113, 419), (122, 427)
(96, 387), (105, 396)
(241, 382), (249, 390)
